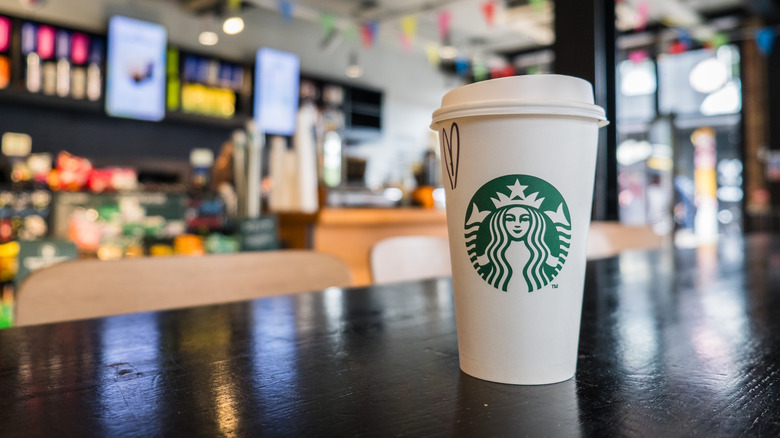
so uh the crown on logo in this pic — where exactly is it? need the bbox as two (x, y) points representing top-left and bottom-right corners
(490, 180), (545, 209)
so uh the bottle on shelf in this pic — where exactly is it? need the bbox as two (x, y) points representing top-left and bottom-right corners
(38, 25), (57, 95)
(86, 39), (103, 101)
(55, 29), (71, 98)
(0, 16), (9, 89)
(70, 33), (90, 100)
(21, 22), (41, 93)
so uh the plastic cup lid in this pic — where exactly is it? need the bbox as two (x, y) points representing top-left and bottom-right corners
(431, 74), (608, 127)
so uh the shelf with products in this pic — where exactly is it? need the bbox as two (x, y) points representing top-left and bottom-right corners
(165, 46), (254, 124)
(0, 13), (385, 138)
(1, 16), (12, 89)
(1, 16), (106, 104)
(0, 14), (254, 128)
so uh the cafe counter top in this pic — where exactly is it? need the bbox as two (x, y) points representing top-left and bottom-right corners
(2, 235), (780, 436)
(278, 207), (448, 285)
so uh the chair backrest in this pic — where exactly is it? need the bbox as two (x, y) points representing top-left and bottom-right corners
(370, 235), (451, 284)
(14, 250), (352, 326)
(587, 221), (664, 259)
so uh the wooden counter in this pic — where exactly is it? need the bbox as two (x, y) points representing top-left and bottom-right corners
(5, 237), (780, 436)
(278, 208), (448, 286)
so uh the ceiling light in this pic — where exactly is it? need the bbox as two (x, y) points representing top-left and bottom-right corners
(346, 52), (362, 78)
(199, 31), (218, 46)
(223, 17), (244, 35)
(346, 64), (362, 78)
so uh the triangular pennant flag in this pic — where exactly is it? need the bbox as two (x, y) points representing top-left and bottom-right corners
(635, 1), (649, 31)
(361, 23), (372, 48)
(473, 63), (488, 82)
(438, 11), (451, 42)
(278, 0), (294, 22)
(756, 27), (775, 57)
(530, 0), (546, 14)
(370, 20), (379, 38)
(401, 16), (417, 52)
(426, 44), (440, 67)
(455, 57), (470, 76)
(710, 32), (729, 49)
(481, 1), (496, 27)
(401, 16), (417, 39)
(490, 65), (514, 79)
(668, 40), (686, 54)
(677, 28), (693, 49)
(360, 20), (379, 49)
(401, 35), (411, 52)
(321, 13), (336, 37)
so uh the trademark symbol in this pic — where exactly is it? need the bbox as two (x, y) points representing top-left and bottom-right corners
(551, 284), (559, 289)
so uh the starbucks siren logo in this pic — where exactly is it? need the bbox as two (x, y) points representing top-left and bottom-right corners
(465, 174), (571, 292)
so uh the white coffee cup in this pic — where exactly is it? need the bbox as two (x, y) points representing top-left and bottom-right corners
(431, 74), (608, 385)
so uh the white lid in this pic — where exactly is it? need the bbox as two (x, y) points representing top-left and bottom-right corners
(431, 74), (608, 127)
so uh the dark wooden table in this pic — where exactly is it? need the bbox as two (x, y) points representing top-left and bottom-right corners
(2, 235), (779, 437)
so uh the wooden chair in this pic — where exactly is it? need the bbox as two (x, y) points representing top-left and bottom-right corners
(370, 235), (451, 284)
(14, 250), (352, 326)
(586, 221), (665, 259)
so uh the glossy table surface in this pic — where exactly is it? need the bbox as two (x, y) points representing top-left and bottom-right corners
(1, 235), (779, 437)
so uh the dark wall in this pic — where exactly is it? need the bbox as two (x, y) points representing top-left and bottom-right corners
(0, 100), (235, 165)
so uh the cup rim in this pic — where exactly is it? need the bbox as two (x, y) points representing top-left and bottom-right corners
(431, 98), (608, 128)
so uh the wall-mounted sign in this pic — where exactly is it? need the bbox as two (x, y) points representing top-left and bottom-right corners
(105, 16), (167, 122)
(254, 48), (300, 136)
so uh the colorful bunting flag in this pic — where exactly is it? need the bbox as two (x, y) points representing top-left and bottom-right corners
(677, 28), (693, 49)
(710, 32), (730, 49)
(438, 11), (451, 42)
(321, 13), (336, 38)
(361, 20), (378, 49)
(490, 65), (515, 79)
(278, 0), (294, 22)
(401, 16), (417, 52)
(756, 27), (775, 57)
(530, 0), (546, 14)
(668, 40), (686, 54)
(473, 63), (488, 82)
(481, 1), (496, 27)
(455, 57), (470, 76)
(635, 1), (649, 31)
(426, 44), (440, 67)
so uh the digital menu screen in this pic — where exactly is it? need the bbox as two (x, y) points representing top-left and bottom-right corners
(254, 48), (300, 136)
(105, 16), (166, 121)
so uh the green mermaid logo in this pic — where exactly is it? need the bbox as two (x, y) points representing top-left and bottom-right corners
(465, 175), (571, 292)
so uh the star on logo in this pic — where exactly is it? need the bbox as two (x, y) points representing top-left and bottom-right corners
(491, 179), (545, 209)
(507, 180), (528, 199)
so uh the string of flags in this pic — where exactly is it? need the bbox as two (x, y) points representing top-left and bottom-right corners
(272, 0), (778, 81)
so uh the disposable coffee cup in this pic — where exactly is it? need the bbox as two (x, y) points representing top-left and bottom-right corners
(430, 74), (608, 385)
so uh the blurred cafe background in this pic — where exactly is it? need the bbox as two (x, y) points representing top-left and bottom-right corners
(0, 0), (778, 326)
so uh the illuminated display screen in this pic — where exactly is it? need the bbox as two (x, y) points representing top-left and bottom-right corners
(254, 48), (300, 136)
(105, 16), (167, 122)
